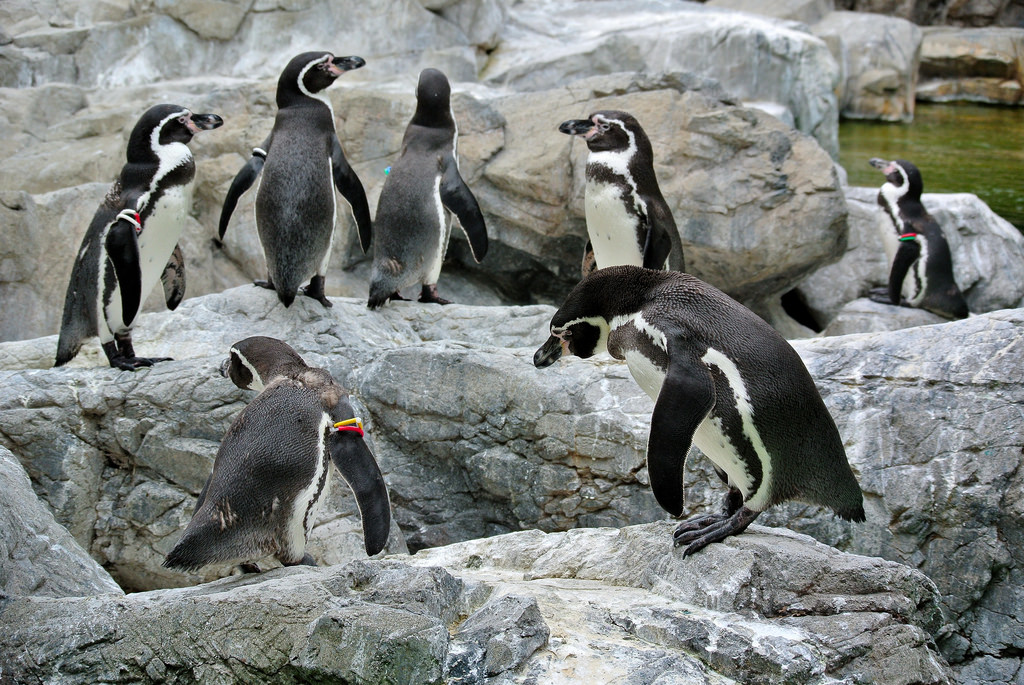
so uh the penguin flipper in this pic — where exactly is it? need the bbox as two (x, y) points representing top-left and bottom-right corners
(642, 203), (676, 271)
(161, 243), (186, 311)
(440, 160), (488, 263)
(218, 149), (266, 241)
(647, 344), (716, 517)
(328, 404), (391, 556)
(887, 239), (921, 306)
(331, 138), (373, 253)
(105, 212), (143, 328)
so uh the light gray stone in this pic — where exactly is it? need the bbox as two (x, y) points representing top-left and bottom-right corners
(0, 445), (122, 598)
(918, 26), (1024, 104)
(821, 297), (948, 336)
(813, 11), (923, 121)
(0, 522), (952, 684)
(706, 0), (834, 24)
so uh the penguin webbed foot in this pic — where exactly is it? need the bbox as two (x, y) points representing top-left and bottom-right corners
(673, 506), (760, 557)
(867, 287), (907, 307)
(419, 284), (452, 306)
(300, 276), (333, 308)
(285, 553), (317, 567)
(253, 279), (275, 291)
(367, 291), (408, 309)
(103, 341), (172, 371)
(238, 562), (262, 574)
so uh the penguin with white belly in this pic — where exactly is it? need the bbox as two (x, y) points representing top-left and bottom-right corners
(559, 111), (685, 278)
(163, 337), (391, 573)
(55, 104), (223, 370)
(367, 68), (488, 309)
(219, 51), (372, 308)
(534, 266), (865, 556)
(867, 157), (969, 320)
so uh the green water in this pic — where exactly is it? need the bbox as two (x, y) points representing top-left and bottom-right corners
(838, 103), (1024, 230)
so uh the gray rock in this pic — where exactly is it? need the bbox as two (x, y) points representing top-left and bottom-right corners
(0, 522), (952, 684)
(483, 0), (842, 156)
(797, 186), (1024, 331)
(835, 0), (1024, 26)
(0, 445), (122, 598)
(813, 11), (923, 122)
(706, 0), (834, 24)
(822, 297), (948, 336)
(918, 26), (1024, 105)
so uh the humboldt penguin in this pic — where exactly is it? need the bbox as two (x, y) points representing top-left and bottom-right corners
(533, 266), (865, 555)
(868, 157), (969, 320)
(163, 336), (391, 572)
(55, 104), (223, 370)
(218, 51), (372, 308)
(559, 110), (685, 277)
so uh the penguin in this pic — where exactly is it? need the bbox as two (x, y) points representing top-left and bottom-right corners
(218, 51), (372, 308)
(533, 266), (865, 556)
(163, 336), (391, 573)
(55, 104), (224, 370)
(559, 111), (685, 278)
(367, 68), (488, 309)
(868, 157), (969, 320)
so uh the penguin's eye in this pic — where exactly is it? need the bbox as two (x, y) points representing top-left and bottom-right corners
(597, 123), (611, 133)
(559, 329), (572, 340)
(177, 115), (188, 124)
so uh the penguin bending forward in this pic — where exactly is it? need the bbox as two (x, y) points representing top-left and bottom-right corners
(868, 157), (968, 320)
(559, 111), (684, 278)
(534, 266), (865, 556)
(367, 68), (488, 309)
(219, 51), (372, 308)
(55, 104), (223, 370)
(164, 337), (391, 573)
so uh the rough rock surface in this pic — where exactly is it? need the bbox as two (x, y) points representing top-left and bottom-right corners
(836, 0), (1024, 26)
(0, 522), (952, 684)
(797, 186), (1024, 331)
(0, 70), (847, 342)
(0, 288), (1021, 681)
(821, 297), (949, 336)
(917, 26), (1024, 105)
(0, 445), (122, 599)
(814, 11), (922, 121)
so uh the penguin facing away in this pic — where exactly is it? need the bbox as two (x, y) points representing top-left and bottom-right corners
(868, 157), (969, 320)
(533, 266), (865, 556)
(55, 104), (224, 370)
(218, 51), (372, 308)
(559, 111), (685, 278)
(163, 337), (392, 573)
(367, 68), (488, 309)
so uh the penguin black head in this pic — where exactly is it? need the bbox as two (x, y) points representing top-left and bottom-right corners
(221, 336), (307, 391)
(277, 51), (366, 107)
(869, 157), (923, 204)
(558, 110), (653, 157)
(125, 104), (224, 163)
(411, 68), (454, 128)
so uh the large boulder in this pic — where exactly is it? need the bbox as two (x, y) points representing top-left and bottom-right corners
(917, 26), (1024, 105)
(797, 186), (1024, 331)
(482, 0), (841, 156)
(0, 445), (122, 599)
(0, 522), (952, 683)
(813, 11), (923, 122)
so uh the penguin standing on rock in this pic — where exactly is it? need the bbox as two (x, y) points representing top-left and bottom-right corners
(559, 111), (685, 278)
(533, 266), (865, 556)
(55, 104), (223, 370)
(164, 337), (391, 573)
(367, 68), (488, 309)
(219, 51), (372, 308)
(868, 157), (968, 320)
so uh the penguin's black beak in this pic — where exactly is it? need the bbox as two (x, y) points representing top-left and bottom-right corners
(332, 55), (366, 72)
(869, 157), (891, 171)
(559, 119), (595, 136)
(534, 335), (564, 368)
(189, 113), (224, 132)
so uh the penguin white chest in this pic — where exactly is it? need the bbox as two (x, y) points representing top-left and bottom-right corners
(585, 180), (644, 269)
(137, 185), (190, 299)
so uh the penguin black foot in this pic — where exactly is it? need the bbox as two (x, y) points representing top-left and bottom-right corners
(239, 562), (262, 574)
(300, 276), (333, 308)
(253, 279), (275, 290)
(283, 553), (317, 568)
(103, 341), (171, 371)
(367, 291), (408, 310)
(867, 287), (905, 306)
(419, 284), (452, 305)
(672, 506), (760, 557)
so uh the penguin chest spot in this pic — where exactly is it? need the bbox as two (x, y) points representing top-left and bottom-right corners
(584, 180), (644, 269)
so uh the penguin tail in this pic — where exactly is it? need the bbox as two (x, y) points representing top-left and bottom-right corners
(277, 290), (296, 308)
(54, 336), (81, 367)
(835, 503), (866, 523)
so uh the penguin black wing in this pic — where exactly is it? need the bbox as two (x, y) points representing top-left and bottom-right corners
(642, 198), (683, 272)
(328, 399), (391, 556)
(104, 211), (143, 327)
(218, 145), (268, 241)
(161, 243), (186, 310)
(331, 137), (373, 253)
(439, 155), (488, 263)
(646, 339), (716, 517)
(887, 237), (922, 305)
